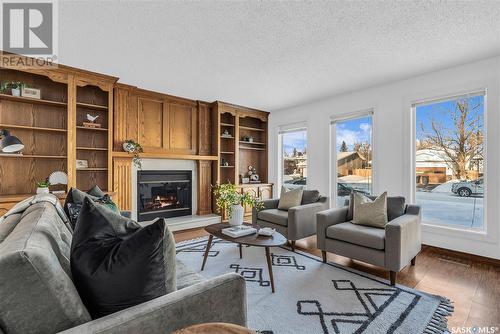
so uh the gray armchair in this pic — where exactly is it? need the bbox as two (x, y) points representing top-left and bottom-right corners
(252, 190), (329, 250)
(316, 196), (421, 285)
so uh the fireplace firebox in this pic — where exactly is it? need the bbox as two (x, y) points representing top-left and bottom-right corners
(137, 170), (192, 222)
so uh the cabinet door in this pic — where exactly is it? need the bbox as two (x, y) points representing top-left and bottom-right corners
(138, 97), (165, 150)
(197, 160), (213, 215)
(0, 202), (17, 216)
(167, 102), (197, 154)
(259, 185), (273, 200)
(198, 102), (212, 155)
(242, 186), (259, 216)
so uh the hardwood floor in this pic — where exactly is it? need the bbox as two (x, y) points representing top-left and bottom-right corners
(174, 228), (500, 329)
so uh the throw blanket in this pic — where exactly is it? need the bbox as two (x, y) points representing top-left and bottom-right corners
(0, 194), (71, 232)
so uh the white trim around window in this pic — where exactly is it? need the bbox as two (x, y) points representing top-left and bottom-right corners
(329, 108), (375, 208)
(277, 122), (308, 191)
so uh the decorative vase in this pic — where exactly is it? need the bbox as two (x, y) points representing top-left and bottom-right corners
(123, 142), (134, 152)
(228, 204), (244, 226)
(36, 187), (49, 194)
(11, 88), (21, 97)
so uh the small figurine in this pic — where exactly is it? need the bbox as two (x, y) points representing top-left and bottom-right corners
(86, 114), (99, 123)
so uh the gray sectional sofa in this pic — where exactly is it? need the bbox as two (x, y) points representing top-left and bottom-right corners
(0, 202), (246, 334)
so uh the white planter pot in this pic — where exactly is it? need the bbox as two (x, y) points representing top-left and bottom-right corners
(36, 187), (49, 194)
(11, 88), (21, 97)
(123, 142), (134, 152)
(228, 204), (244, 226)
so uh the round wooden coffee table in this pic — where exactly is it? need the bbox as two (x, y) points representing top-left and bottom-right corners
(173, 322), (255, 334)
(201, 223), (287, 293)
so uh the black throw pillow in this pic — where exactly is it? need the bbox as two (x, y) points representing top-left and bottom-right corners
(64, 187), (120, 229)
(71, 198), (167, 318)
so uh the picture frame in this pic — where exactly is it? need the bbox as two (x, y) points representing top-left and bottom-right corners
(76, 159), (89, 169)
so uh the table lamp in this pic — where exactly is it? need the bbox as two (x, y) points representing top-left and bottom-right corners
(0, 129), (24, 153)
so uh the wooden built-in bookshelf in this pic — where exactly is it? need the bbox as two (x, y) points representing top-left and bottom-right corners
(212, 101), (272, 216)
(0, 56), (117, 206)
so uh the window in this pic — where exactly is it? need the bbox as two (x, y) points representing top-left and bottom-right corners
(331, 113), (373, 207)
(280, 128), (307, 189)
(414, 92), (485, 230)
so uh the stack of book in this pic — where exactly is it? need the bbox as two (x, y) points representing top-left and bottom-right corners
(221, 225), (257, 238)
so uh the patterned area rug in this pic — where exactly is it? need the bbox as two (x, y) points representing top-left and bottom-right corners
(176, 237), (453, 334)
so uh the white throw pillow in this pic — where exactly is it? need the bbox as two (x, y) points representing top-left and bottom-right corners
(352, 192), (388, 228)
(278, 186), (303, 211)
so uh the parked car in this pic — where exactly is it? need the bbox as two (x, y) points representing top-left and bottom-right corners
(337, 183), (369, 196)
(284, 177), (307, 189)
(451, 177), (484, 197)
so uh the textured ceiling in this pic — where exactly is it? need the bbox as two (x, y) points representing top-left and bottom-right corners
(58, 1), (500, 111)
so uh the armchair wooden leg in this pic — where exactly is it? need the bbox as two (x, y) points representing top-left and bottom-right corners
(389, 271), (397, 286)
(411, 256), (416, 266)
(321, 251), (327, 263)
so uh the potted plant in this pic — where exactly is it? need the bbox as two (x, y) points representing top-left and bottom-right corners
(213, 183), (264, 226)
(36, 179), (50, 194)
(1, 82), (24, 96)
(123, 139), (144, 169)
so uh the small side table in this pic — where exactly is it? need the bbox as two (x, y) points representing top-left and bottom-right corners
(173, 322), (256, 334)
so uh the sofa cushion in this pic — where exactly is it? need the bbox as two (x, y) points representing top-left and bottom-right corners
(64, 187), (120, 229)
(301, 190), (321, 205)
(176, 259), (205, 290)
(0, 212), (22, 243)
(258, 209), (289, 226)
(0, 202), (91, 334)
(71, 199), (168, 318)
(326, 222), (385, 250)
(347, 193), (406, 222)
(278, 186), (303, 211)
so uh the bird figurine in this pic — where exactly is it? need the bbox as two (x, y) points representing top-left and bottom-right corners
(86, 114), (99, 123)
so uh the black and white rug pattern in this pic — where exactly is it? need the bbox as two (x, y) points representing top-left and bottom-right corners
(176, 237), (453, 334)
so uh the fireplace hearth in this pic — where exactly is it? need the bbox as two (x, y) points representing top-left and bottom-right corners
(137, 170), (192, 222)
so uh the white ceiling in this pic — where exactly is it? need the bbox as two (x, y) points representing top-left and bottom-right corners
(58, 1), (500, 111)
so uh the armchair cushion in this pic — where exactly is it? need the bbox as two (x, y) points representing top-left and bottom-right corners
(301, 190), (321, 205)
(278, 186), (303, 210)
(258, 209), (289, 226)
(347, 193), (406, 222)
(327, 222), (385, 250)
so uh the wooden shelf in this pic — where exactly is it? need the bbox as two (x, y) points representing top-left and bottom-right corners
(221, 136), (234, 139)
(112, 151), (218, 161)
(77, 167), (108, 171)
(239, 141), (266, 146)
(221, 151), (235, 154)
(76, 102), (108, 110)
(239, 126), (265, 132)
(0, 193), (67, 202)
(239, 147), (266, 151)
(0, 93), (67, 107)
(0, 123), (67, 133)
(221, 123), (235, 127)
(76, 126), (108, 132)
(0, 153), (67, 159)
(220, 165), (235, 168)
(77, 147), (108, 151)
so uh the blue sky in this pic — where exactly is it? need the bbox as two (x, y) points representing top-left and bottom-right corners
(416, 95), (484, 141)
(283, 130), (307, 155)
(335, 116), (372, 151)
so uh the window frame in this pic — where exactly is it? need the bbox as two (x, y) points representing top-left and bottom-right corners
(409, 89), (489, 235)
(329, 108), (375, 208)
(278, 124), (308, 191)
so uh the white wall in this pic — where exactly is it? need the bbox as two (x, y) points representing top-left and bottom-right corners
(269, 56), (500, 259)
